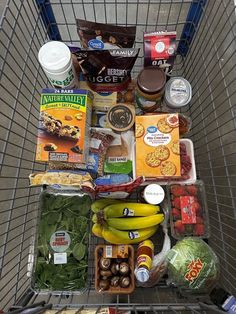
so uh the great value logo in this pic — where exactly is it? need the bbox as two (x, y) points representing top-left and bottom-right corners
(88, 39), (104, 50)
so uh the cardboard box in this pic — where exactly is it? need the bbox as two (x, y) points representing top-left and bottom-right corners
(135, 113), (181, 177)
(36, 89), (92, 163)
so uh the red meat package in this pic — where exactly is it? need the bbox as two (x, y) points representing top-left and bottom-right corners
(144, 31), (176, 75)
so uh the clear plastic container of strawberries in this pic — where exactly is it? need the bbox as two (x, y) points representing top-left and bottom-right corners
(168, 181), (210, 239)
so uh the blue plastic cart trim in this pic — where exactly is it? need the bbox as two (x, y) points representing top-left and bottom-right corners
(178, 0), (207, 56)
(36, 0), (61, 41)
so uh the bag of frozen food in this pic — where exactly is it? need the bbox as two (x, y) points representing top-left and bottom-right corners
(75, 49), (139, 92)
(144, 31), (176, 75)
(77, 19), (136, 49)
(166, 237), (220, 295)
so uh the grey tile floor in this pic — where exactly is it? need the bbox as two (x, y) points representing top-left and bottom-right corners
(0, 1), (7, 18)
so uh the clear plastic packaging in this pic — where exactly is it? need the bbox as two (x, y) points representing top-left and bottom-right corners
(95, 245), (135, 294)
(168, 180), (210, 239)
(33, 188), (92, 292)
(167, 237), (220, 296)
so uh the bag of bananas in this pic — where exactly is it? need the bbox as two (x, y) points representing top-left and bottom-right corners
(91, 199), (164, 244)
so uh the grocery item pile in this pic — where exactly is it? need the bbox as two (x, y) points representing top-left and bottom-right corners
(30, 20), (220, 297)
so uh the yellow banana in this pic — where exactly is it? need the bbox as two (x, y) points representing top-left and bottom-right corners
(102, 203), (160, 219)
(102, 225), (158, 244)
(92, 223), (103, 238)
(91, 198), (122, 213)
(92, 214), (97, 223)
(106, 214), (164, 230)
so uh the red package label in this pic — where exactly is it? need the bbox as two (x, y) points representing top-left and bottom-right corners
(144, 31), (176, 74)
(180, 196), (197, 224)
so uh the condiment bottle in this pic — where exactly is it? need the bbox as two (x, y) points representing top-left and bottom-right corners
(136, 66), (166, 112)
(135, 240), (154, 283)
(38, 41), (78, 89)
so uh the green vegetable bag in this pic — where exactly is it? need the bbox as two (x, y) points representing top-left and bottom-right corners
(33, 189), (92, 291)
(167, 237), (220, 296)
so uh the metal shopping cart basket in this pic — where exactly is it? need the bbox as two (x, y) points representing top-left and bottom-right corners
(0, 0), (235, 313)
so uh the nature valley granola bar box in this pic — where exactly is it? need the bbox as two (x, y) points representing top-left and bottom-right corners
(36, 89), (93, 163)
(135, 113), (181, 178)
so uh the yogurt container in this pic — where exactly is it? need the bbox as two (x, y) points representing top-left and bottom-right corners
(38, 41), (78, 89)
(143, 184), (165, 205)
(164, 77), (192, 109)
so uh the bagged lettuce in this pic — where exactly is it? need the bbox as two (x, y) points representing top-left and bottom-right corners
(167, 237), (220, 295)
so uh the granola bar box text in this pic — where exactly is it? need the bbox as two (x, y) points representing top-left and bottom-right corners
(36, 89), (93, 163)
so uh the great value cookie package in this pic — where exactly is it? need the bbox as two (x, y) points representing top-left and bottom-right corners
(36, 89), (93, 163)
(135, 113), (181, 178)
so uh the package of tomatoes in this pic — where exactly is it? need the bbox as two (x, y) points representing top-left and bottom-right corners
(168, 181), (210, 239)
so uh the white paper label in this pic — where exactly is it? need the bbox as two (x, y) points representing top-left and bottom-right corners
(105, 245), (113, 258)
(128, 231), (140, 239)
(50, 231), (71, 253)
(90, 138), (101, 149)
(108, 157), (128, 163)
(54, 252), (67, 264)
(123, 208), (135, 216)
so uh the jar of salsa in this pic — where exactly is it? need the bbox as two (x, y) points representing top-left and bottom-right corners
(136, 66), (166, 112)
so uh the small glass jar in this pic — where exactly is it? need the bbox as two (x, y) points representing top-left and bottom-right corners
(136, 66), (166, 112)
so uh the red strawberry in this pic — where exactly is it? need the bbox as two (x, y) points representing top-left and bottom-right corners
(172, 208), (181, 219)
(194, 223), (205, 236)
(171, 185), (186, 197)
(186, 185), (198, 196)
(172, 197), (180, 209)
(174, 220), (185, 234)
(196, 216), (204, 224)
(191, 202), (201, 214)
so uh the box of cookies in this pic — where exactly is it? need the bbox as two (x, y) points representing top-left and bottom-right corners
(36, 89), (92, 163)
(135, 113), (181, 178)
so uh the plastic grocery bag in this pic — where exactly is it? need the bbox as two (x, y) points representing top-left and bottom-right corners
(135, 201), (171, 287)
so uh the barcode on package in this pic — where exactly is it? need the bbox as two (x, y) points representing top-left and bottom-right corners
(105, 245), (113, 258)
(54, 252), (67, 264)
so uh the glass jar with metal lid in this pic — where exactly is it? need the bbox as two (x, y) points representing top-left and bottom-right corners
(136, 66), (166, 112)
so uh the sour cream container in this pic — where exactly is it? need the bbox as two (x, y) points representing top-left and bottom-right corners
(143, 184), (165, 205)
(164, 77), (192, 109)
(38, 41), (78, 89)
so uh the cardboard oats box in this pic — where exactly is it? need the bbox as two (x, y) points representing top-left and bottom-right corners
(36, 89), (92, 163)
(135, 113), (181, 177)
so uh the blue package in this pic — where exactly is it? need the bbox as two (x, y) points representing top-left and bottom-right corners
(95, 174), (131, 186)
(86, 153), (99, 174)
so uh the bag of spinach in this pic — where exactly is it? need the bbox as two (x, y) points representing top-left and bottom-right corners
(33, 189), (92, 291)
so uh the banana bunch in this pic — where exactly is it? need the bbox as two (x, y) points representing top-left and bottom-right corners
(91, 199), (164, 244)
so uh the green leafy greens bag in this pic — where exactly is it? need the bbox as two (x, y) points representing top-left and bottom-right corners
(34, 189), (92, 291)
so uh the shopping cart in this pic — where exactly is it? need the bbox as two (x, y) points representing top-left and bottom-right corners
(0, 0), (235, 313)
